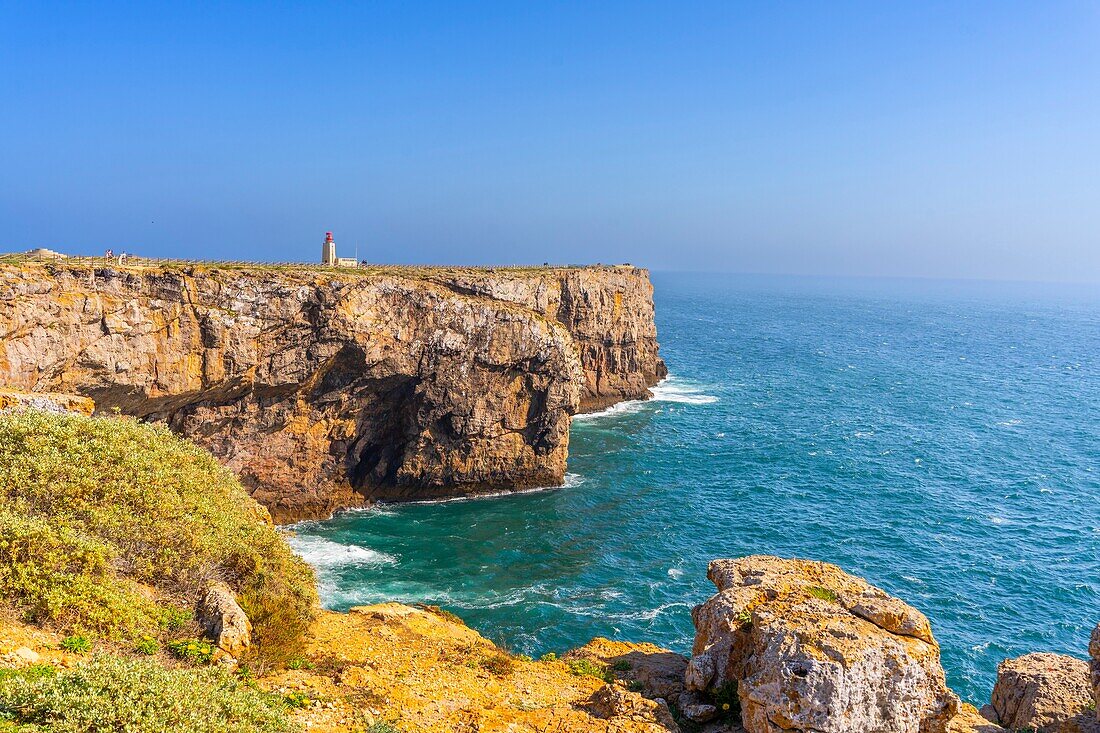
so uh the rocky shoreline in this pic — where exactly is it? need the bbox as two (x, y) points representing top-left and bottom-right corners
(0, 262), (664, 521)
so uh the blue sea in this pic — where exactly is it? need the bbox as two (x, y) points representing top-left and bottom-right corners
(287, 272), (1100, 703)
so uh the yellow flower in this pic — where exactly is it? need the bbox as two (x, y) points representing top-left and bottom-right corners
(722, 703), (731, 710)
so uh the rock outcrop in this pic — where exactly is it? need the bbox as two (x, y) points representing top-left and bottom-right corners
(1092, 623), (1100, 721)
(0, 389), (95, 416)
(984, 653), (1093, 733)
(567, 637), (689, 701)
(686, 555), (959, 733)
(196, 581), (253, 661)
(260, 603), (679, 732)
(0, 262), (663, 520)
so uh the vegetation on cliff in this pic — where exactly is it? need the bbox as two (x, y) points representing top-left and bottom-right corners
(0, 655), (296, 733)
(0, 410), (317, 663)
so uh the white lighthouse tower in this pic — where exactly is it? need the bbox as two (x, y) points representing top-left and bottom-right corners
(321, 231), (337, 266)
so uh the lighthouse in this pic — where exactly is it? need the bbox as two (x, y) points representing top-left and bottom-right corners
(321, 232), (337, 266)
(320, 231), (360, 267)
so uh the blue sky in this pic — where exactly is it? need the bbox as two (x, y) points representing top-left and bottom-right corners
(1, 2), (1098, 280)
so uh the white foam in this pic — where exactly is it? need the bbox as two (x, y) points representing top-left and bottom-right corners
(573, 376), (717, 421)
(667, 567), (685, 579)
(284, 535), (397, 568)
(650, 378), (719, 405)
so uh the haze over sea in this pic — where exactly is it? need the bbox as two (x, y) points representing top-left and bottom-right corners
(288, 272), (1100, 703)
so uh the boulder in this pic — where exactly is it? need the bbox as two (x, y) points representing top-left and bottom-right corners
(588, 684), (680, 731)
(986, 652), (1093, 732)
(196, 581), (252, 659)
(687, 555), (959, 733)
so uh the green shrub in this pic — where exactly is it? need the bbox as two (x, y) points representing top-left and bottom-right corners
(0, 410), (317, 662)
(539, 652), (558, 662)
(282, 690), (312, 709)
(711, 680), (740, 718)
(59, 635), (91, 654)
(0, 654), (297, 733)
(133, 636), (159, 655)
(565, 658), (612, 682)
(0, 664), (57, 684)
(611, 659), (632, 672)
(168, 638), (216, 665)
(159, 607), (194, 632)
(285, 656), (313, 671)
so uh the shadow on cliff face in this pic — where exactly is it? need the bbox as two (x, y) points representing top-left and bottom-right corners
(311, 346), (421, 493)
(345, 376), (419, 490)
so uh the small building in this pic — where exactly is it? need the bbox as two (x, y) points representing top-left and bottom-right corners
(321, 232), (358, 267)
(25, 248), (68, 260)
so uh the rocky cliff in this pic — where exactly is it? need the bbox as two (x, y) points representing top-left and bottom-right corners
(0, 262), (664, 520)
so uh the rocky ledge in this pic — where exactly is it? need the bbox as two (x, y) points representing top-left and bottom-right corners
(0, 262), (664, 521)
(680, 555), (1100, 733)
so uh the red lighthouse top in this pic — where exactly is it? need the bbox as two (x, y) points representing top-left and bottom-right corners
(324, 232), (334, 242)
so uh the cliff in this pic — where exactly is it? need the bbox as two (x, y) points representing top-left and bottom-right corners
(0, 261), (664, 520)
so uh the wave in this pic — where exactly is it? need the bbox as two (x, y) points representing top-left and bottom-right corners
(284, 535), (398, 568)
(650, 379), (719, 405)
(574, 376), (717, 421)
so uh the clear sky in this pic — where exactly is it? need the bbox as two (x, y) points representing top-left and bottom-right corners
(2, 2), (1098, 281)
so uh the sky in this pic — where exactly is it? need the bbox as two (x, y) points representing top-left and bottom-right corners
(1, 2), (1098, 281)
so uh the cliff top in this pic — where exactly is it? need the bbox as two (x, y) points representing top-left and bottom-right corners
(0, 253), (649, 279)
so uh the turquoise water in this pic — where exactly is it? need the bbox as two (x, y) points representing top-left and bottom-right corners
(287, 273), (1100, 703)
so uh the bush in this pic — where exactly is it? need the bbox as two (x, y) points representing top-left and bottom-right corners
(479, 653), (516, 677)
(282, 690), (312, 709)
(565, 658), (612, 682)
(168, 638), (216, 665)
(0, 654), (297, 733)
(134, 636), (159, 655)
(0, 410), (317, 662)
(59, 635), (91, 654)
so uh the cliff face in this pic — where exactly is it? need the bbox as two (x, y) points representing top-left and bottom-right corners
(0, 263), (663, 520)
(425, 267), (667, 412)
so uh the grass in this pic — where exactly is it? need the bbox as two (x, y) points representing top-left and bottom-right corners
(0, 410), (318, 664)
(807, 586), (839, 603)
(0, 654), (298, 733)
(565, 658), (612, 683)
(59, 635), (91, 654)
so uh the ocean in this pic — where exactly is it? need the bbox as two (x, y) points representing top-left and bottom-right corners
(286, 272), (1100, 703)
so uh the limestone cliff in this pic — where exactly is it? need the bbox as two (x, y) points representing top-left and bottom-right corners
(0, 262), (664, 520)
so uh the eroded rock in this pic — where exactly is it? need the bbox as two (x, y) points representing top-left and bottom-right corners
(0, 390), (95, 416)
(687, 555), (959, 733)
(196, 581), (252, 659)
(589, 684), (680, 731)
(986, 652), (1093, 733)
(1091, 623), (1100, 722)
